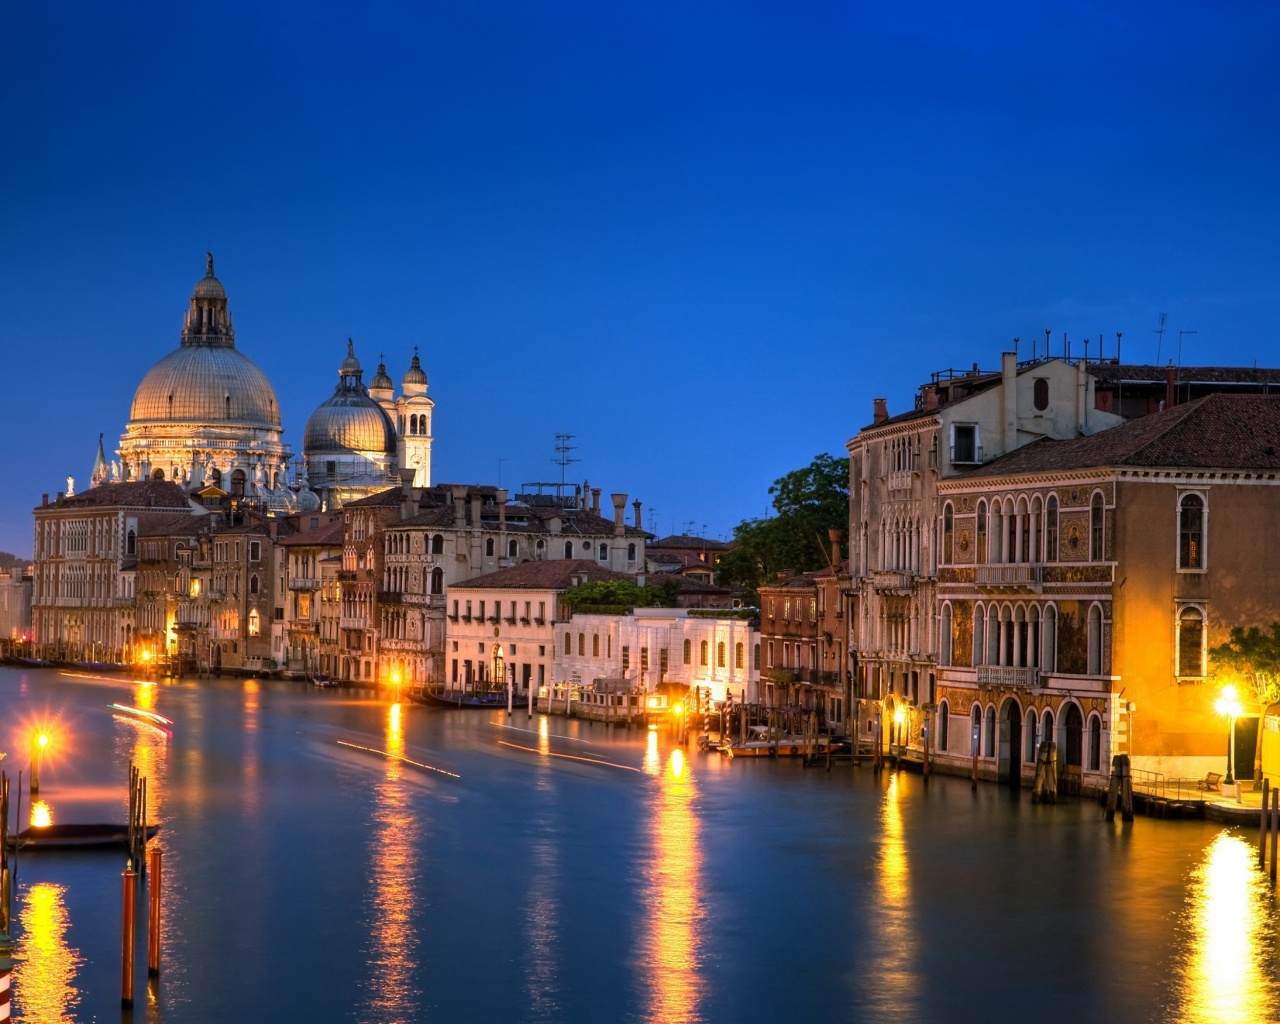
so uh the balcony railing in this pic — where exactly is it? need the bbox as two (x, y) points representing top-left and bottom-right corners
(976, 665), (1040, 689)
(289, 576), (320, 591)
(887, 469), (914, 492)
(871, 571), (914, 593)
(975, 564), (1043, 586)
(950, 444), (984, 465)
(339, 616), (368, 631)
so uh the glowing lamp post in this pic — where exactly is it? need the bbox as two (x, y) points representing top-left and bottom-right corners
(1215, 685), (1242, 787)
(31, 731), (49, 795)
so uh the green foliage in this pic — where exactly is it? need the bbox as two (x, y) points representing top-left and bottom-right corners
(1209, 623), (1280, 705)
(561, 578), (680, 613)
(716, 453), (848, 603)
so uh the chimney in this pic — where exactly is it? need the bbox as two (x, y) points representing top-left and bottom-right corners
(496, 488), (508, 530)
(1165, 365), (1177, 409)
(399, 467), (417, 519)
(633, 500), (642, 530)
(922, 386), (938, 411)
(42, 494), (48, 507)
(872, 398), (888, 424)
(610, 493), (627, 537)
(1001, 351), (1017, 454)
(592, 488), (601, 514)
(269, 519), (278, 540)
(469, 490), (482, 529)
(450, 486), (467, 527)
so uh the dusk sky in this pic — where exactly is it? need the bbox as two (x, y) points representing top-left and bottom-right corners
(3, 2), (1279, 557)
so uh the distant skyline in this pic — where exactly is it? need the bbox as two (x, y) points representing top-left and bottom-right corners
(4, 2), (1279, 556)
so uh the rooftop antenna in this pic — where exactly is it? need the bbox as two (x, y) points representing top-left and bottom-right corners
(1084, 336), (1090, 363)
(1116, 331), (1122, 363)
(1044, 329), (1052, 362)
(648, 508), (659, 533)
(1155, 313), (1167, 364)
(552, 434), (578, 496)
(1178, 330), (1197, 368)
(1013, 337), (1019, 361)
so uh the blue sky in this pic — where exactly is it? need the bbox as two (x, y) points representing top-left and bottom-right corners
(3, 2), (1279, 556)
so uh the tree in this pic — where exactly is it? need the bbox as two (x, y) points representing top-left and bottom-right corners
(561, 578), (680, 614)
(1210, 623), (1280, 705)
(716, 453), (848, 604)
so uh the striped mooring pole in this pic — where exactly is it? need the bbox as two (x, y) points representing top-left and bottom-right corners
(0, 931), (12, 1023)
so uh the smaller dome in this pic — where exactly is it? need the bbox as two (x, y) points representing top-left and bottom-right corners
(403, 351), (427, 387)
(296, 488), (322, 512)
(192, 252), (226, 299)
(340, 338), (362, 377)
(370, 358), (393, 391)
(304, 394), (397, 456)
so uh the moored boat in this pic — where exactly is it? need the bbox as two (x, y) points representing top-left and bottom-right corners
(410, 686), (507, 709)
(703, 725), (841, 758)
(7, 822), (161, 851)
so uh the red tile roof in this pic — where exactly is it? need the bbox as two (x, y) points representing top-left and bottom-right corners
(966, 394), (1280, 477)
(451, 559), (634, 591)
(37, 481), (191, 511)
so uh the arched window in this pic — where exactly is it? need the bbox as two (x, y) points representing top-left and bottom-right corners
(940, 603), (953, 666)
(430, 568), (443, 594)
(973, 603), (986, 665)
(976, 501), (987, 563)
(1087, 604), (1102, 675)
(1042, 709), (1055, 754)
(1033, 377), (1050, 411)
(971, 705), (982, 756)
(1088, 714), (1102, 772)
(431, 534), (444, 554)
(126, 529), (136, 555)
(942, 504), (954, 565)
(683, 639), (692, 665)
(1178, 606), (1205, 677)
(1025, 712), (1038, 763)
(248, 608), (260, 637)
(564, 632), (572, 656)
(735, 642), (744, 669)
(209, 468), (222, 488)
(1045, 495), (1058, 562)
(1090, 493), (1105, 561)
(485, 538), (495, 557)
(1043, 605), (1057, 674)
(1179, 493), (1205, 570)
(578, 633), (585, 656)
(984, 705), (995, 757)
(627, 543), (637, 561)
(152, 468), (165, 480)
(717, 642), (726, 668)
(937, 701), (949, 751)
(230, 469), (246, 496)
(563, 541), (573, 559)
(592, 634), (600, 657)
(700, 640), (709, 666)
(410, 415), (418, 434)
(507, 539), (518, 557)
(598, 543), (608, 560)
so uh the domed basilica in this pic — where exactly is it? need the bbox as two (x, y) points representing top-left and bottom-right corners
(101, 256), (433, 511)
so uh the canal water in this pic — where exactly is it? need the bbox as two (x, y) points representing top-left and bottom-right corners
(0, 665), (1276, 1023)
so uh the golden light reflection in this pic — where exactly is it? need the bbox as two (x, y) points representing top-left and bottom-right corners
(1176, 832), (1277, 1024)
(538, 714), (550, 756)
(523, 714), (560, 1019)
(13, 882), (83, 1023)
(30, 800), (52, 827)
(361, 699), (421, 1016)
(861, 772), (919, 1020)
(639, 745), (705, 1024)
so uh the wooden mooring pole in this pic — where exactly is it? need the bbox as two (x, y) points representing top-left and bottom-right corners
(121, 860), (137, 1009)
(147, 847), (163, 977)
(1260, 778), (1270, 868)
(1270, 789), (1278, 888)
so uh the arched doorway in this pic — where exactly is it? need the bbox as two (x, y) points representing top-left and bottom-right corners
(1062, 703), (1084, 793)
(999, 698), (1022, 787)
(883, 695), (895, 759)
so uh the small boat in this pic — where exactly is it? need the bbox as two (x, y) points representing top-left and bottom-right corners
(14, 656), (53, 667)
(704, 725), (841, 758)
(7, 822), (161, 851)
(410, 687), (508, 709)
(311, 675), (340, 688)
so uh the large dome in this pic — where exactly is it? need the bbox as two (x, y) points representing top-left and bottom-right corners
(304, 393), (396, 455)
(129, 345), (282, 427)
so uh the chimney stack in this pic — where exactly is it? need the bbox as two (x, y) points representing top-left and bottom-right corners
(872, 398), (888, 424)
(633, 500), (642, 530)
(450, 486), (467, 527)
(1001, 351), (1017, 454)
(592, 488), (601, 515)
(469, 490), (482, 530)
(922, 386), (938, 411)
(1165, 365), (1177, 409)
(610, 493), (627, 537)
(496, 488), (508, 531)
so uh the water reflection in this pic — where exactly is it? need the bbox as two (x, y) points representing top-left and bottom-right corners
(860, 772), (919, 1022)
(639, 737), (705, 1024)
(359, 703), (421, 1022)
(1175, 832), (1279, 1023)
(13, 882), (82, 1023)
(523, 714), (562, 1021)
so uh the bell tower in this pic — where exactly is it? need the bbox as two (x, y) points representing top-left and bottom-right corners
(396, 349), (433, 487)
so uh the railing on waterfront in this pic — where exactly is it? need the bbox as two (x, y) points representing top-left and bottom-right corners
(1129, 768), (1205, 802)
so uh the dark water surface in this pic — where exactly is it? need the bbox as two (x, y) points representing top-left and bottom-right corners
(1, 666), (1276, 1023)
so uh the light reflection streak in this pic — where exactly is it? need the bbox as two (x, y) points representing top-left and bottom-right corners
(523, 714), (561, 1021)
(1176, 832), (1278, 1024)
(860, 772), (918, 1022)
(359, 702), (421, 1021)
(639, 741), (706, 1024)
(13, 882), (83, 1023)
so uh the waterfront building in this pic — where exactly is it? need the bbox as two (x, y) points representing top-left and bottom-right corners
(645, 533), (729, 583)
(30, 481), (194, 661)
(558, 607), (761, 705)
(932, 393), (1280, 789)
(276, 512), (344, 676)
(846, 354), (1123, 756)
(758, 561), (854, 733)
(0, 566), (33, 645)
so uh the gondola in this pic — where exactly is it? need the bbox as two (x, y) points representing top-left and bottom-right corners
(7, 822), (161, 851)
(409, 687), (508, 709)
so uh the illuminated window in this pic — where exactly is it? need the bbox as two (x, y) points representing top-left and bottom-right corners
(700, 640), (709, 666)
(683, 639), (692, 665)
(592, 634), (600, 657)
(248, 608), (260, 637)
(717, 642), (726, 668)
(1179, 493), (1205, 570)
(735, 642), (744, 669)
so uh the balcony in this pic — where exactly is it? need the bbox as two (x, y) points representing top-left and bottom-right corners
(289, 576), (320, 591)
(340, 616), (368, 631)
(871, 571), (914, 594)
(887, 470), (914, 492)
(976, 665), (1040, 689)
(376, 590), (403, 604)
(950, 444), (984, 465)
(975, 564), (1043, 586)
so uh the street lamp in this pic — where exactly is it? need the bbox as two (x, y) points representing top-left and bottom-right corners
(31, 731), (49, 795)
(1215, 684), (1242, 787)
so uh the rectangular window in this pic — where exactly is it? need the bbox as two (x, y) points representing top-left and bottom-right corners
(783, 642), (791, 667)
(479, 601), (486, 620)
(622, 645), (630, 672)
(641, 647), (649, 671)
(952, 424), (979, 464)
(538, 601), (546, 620)
(767, 641), (774, 667)
(660, 648), (669, 674)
